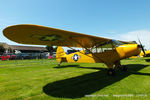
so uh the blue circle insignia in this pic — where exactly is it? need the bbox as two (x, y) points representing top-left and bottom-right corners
(73, 54), (79, 61)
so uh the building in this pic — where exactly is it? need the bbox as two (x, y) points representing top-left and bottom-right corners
(0, 42), (48, 53)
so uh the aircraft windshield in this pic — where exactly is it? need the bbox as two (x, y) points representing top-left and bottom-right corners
(111, 39), (123, 46)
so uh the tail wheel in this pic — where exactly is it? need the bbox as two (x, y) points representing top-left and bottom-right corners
(107, 68), (115, 76)
(57, 62), (62, 67)
(58, 63), (61, 67)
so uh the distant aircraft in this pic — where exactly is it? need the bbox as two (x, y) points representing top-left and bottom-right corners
(139, 50), (150, 57)
(3, 24), (145, 75)
(131, 50), (150, 58)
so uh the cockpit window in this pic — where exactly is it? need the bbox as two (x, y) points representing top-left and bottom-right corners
(85, 50), (90, 54)
(67, 50), (78, 54)
(91, 40), (124, 53)
(111, 39), (123, 46)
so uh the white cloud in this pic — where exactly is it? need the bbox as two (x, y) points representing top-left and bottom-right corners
(117, 30), (150, 50)
(0, 18), (17, 44)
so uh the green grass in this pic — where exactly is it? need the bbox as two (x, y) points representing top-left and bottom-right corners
(0, 58), (150, 100)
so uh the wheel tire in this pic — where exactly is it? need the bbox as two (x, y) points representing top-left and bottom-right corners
(107, 68), (115, 76)
(58, 64), (61, 67)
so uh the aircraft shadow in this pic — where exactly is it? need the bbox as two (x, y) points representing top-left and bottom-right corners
(145, 59), (150, 62)
(43, 64), (149, 98)
(54, 65), (80, 68)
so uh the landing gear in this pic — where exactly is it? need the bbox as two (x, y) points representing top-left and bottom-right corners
(114, 61), (127, 71)
(57, 62), (62, 67)
(106, 61), (128, 76)
(107, 68), (115, 76)
(58, 63), (61, 67)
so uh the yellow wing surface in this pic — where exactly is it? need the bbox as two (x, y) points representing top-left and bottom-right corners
(3, 24), (130, 48)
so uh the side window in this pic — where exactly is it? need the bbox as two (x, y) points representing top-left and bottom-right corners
(91, 47), (103, 53)
(92, 40), (115, 53)
(85, 50), (90, 54)
(84, 40), (122, 54)
(67, 50), (77, 54)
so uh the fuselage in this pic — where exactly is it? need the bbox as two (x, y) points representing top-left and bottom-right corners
(56, 44), (141, 64)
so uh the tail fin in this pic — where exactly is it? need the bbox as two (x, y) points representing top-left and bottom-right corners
(56, 46), (67, 62)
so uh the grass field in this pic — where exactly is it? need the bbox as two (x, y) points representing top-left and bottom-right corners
(0, 58), (150, 100)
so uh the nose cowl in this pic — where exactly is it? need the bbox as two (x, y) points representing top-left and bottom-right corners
(123, 44), (141, 58)
(116, 44), (141, 59)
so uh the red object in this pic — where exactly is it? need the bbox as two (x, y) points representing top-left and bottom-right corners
(1, 53), (16, 61)
(49, 56), (52, 59)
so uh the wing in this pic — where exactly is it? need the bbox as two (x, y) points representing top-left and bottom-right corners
(3, 24), (132, 48)
(3, 24), (112, 48)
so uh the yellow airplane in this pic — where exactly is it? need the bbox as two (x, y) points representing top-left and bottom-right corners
(3, 24), (145, 75)
(130, 50), (149, 58)
(139, 50), (150, 57)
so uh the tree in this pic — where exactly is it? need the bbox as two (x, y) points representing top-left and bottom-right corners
(53, 46), (57, 52)
(46, 46), (54, 55)
(46, 46), (58, 55)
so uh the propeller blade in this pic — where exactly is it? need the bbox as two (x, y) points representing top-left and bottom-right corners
(137, 37), (146, 55)
(141, 45), (146, 55)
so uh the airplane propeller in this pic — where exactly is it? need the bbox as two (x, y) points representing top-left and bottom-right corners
(138, 38), (146, 55)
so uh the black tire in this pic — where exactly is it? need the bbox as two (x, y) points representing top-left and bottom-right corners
(58, 64), (61, 67)
(107, 68), (115, 76)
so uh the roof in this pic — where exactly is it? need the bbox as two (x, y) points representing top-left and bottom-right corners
(0, 42), (10, 48)
(10, 45), (48, 51)
(0, 42), (48, 51)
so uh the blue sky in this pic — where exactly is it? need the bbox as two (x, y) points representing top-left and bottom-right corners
(1, 0), (150, 49)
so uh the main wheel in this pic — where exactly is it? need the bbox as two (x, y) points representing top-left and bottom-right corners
(107, 68), (115, 76)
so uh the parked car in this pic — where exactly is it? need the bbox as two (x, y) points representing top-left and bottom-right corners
(1, 53), (16, 61)
(15, 53), (31, 59)
(52, 52), (56, 58)
(22, 53), (31, 59)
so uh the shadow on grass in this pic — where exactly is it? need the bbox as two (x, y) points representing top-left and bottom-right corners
(54, 65), (80, 68)
(145, 59), (150, 62)
(43, 64), (149, 98)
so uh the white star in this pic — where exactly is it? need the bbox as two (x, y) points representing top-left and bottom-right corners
(74, 55), (78, 60)
(73, 54), (79, 61)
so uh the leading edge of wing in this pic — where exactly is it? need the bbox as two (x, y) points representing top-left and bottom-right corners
(3, 24), (111, 48)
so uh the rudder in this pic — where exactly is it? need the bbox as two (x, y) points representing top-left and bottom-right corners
(56, 46), (67, 63)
